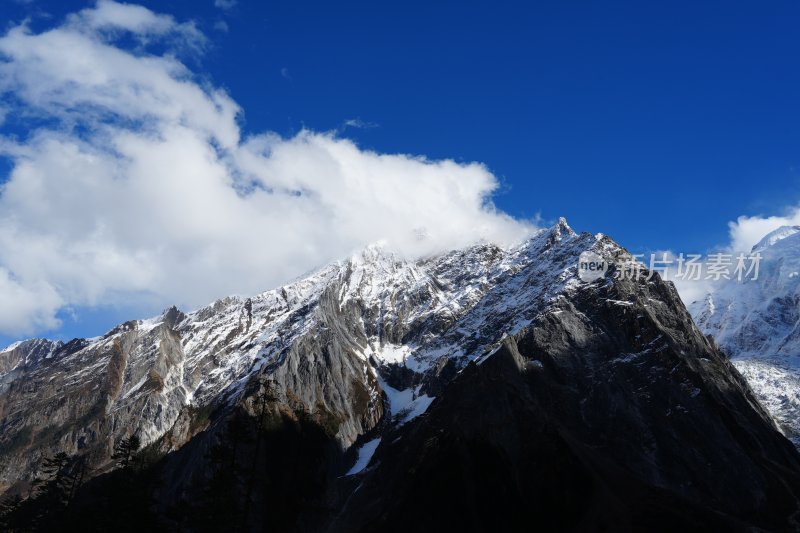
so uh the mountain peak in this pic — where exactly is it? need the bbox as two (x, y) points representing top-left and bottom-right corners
(556, 216), (574, 233)
(544, 216), (576, 246)
(162, 305), (187, 329)
(751, 225), (800, 252)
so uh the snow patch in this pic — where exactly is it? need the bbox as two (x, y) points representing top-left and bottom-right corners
(379, 379), (435, 425)
(346, 437), (382, 475)
(399, 394), (434, 424)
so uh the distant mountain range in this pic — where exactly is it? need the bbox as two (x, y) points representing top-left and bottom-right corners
(2, 220), (799, 531)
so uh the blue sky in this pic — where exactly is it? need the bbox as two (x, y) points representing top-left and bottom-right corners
(1, 0), (799, 344)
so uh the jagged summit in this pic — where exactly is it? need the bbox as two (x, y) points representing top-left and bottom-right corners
(555, 215), (575, 235)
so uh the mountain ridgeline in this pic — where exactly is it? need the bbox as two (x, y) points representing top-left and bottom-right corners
(1, 220), (800, 531)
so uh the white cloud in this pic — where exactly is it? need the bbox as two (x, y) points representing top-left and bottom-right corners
(0, 268), (62, 334)
(70, 0), (205, 49)
(0, 2), (534, 336)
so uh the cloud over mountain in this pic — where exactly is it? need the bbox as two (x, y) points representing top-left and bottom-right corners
(727, 209), (800, 253)
(0, 1), (533, 336)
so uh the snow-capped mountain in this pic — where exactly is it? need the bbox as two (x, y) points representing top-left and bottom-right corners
(2, 219), (800, 531)
(689, 225), (800, 445)
(0, 219), (584, 491)
(691, 225), (800, 357)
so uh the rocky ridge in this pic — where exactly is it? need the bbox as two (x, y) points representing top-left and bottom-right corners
(1, 219), (799, 530)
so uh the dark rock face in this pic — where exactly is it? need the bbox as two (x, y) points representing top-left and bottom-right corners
(2, 221), (800, 531)
(331, 265), (800, 532)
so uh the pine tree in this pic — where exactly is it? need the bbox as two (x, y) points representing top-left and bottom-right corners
(4, 451), (85, 530)
(112, 435), (142, 469)
(34, 452), (73, 506)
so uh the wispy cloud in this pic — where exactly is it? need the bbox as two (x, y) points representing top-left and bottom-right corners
(70, 0), (205, 49)
(343, 118), (378, 130)
(214, 0), (237, 10)
(0, 1), (533, 336)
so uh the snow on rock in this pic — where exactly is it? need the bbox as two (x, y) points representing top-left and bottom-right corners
(0, 341), (23, 353)
(399, 394), (434, 425)
(1, 217), (630, 487)
(732, 356), (800, 447)
(346, 437), (382, 476)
